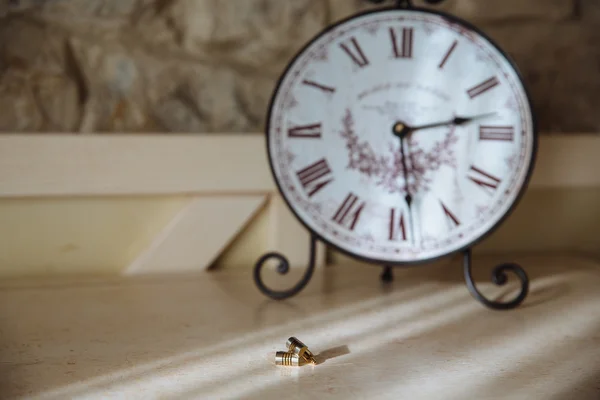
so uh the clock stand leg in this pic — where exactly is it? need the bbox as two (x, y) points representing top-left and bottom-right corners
(381, 266), (394, 283)
(462, 248), (530, 310)
(253, 233), (317, 300)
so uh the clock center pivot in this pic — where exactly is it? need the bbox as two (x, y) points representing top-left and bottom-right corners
(392, 121), (411, 138)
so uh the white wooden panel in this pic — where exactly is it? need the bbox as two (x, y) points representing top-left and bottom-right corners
(0, 134), (275, 197)
(0, 196), (189, 277)
(125, 195), (267, 274)
(0, 134), (598, 198)
(265, 194), (326, 268)
(209, 194), (327, 269)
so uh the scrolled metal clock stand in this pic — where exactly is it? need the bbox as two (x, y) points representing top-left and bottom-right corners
(254, 233), (529, 310)
(253, 0), (530, 311)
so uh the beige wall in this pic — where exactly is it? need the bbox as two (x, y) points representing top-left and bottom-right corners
(0, 0), (597, 134)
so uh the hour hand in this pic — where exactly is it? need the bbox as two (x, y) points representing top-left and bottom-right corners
(409, 112), (497, 132)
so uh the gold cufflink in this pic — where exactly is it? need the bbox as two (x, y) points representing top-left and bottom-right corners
(275, 351), (303, 366)
(274, 336), (317, 367)
(286, 336), (316, 364)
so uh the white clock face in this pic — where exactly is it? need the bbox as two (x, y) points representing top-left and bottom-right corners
(267, 8), (536, 264)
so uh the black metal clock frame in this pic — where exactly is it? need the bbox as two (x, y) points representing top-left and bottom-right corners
(253, 0), (535, 310)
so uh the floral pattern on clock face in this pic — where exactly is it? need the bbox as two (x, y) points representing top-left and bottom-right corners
(267, 9), (535, 263)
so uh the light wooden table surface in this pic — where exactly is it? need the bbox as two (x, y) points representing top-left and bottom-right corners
(1, 253), (599, 399)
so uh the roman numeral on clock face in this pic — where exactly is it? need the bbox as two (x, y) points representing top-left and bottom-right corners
(441, 202), (461, 229)
(479, 125), (514, 141)
(467, 76), (500, 99)
(389, 208), (407, 241)
(468, 165), (502, 195)
(302, 79), (336, 94)
(339, 37), (369, 68)
(296, 158), (333, 197)
(288, 123), (322, 138)
(439, 40), (458, 69)
(332, 192), (365, 231)
(390, 27), (413, 59)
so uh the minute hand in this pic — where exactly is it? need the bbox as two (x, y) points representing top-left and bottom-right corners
(408, 112), (497, 133)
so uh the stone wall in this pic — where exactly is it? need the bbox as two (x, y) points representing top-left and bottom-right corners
(0, 0), (596, 133)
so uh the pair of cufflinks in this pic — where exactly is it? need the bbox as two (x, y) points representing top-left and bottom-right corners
(275, 337), (317, 366)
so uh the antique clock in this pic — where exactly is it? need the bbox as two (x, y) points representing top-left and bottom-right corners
(254, 0), (537, 310)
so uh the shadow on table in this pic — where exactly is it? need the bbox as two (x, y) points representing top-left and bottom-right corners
(314, 345), (350, 365)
